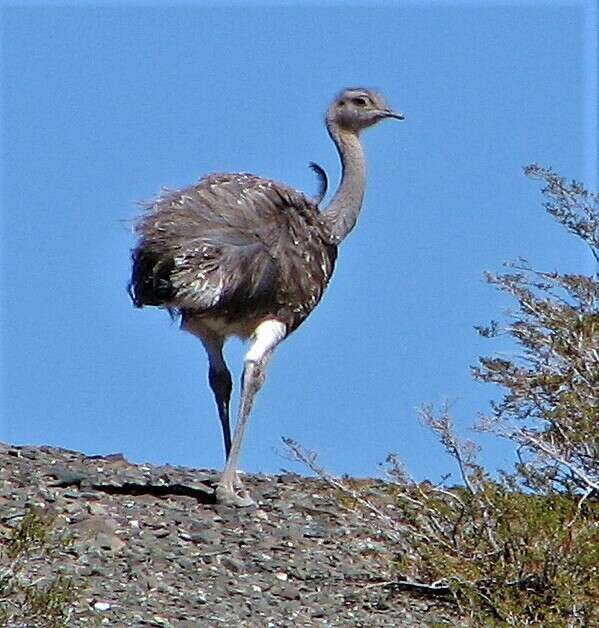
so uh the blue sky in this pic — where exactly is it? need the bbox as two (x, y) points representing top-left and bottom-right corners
(1, 2), (597, 482)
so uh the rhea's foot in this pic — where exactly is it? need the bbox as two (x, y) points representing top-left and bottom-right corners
(215, 479), (255, 507)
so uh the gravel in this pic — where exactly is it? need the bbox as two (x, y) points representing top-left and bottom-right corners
(0, 442), (463, 626)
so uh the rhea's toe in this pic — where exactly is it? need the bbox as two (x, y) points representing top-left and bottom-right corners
(215, 482), (255, 508)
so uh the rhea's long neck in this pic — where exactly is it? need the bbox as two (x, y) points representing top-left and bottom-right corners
(321, 121), (366, 243)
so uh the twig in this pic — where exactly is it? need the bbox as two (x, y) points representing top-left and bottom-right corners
(519, 431), (598, 493)
(282, 438), (409, 545)
(392, 578), (452, 595)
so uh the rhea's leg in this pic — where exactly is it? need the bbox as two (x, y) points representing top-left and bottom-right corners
(182, 317), (233, 462)
(201, 335), (233, 461)
(216, 319), (286, 507)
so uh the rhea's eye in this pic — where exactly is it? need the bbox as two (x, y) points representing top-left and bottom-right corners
(351, 96), (368, 107)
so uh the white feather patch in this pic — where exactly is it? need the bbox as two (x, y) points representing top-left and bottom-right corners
(245, 320), (286, 363)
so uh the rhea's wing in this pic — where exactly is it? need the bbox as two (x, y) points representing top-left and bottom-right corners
(130, 173), (315, 315)
(308, 162), (328, 205)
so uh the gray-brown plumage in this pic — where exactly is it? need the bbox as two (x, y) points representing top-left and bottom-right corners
(130, 88), (403, 506)
(131, 173), (336, 333)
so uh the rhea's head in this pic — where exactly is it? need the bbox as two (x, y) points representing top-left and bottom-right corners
(326, 88), (404, 134)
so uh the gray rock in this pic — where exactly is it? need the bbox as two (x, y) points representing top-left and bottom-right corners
(185, 529), (222, 545)
(220, 556), (245, 573)
(270, 582), (301, 600)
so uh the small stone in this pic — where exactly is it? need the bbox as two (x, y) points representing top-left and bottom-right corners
(87, 502), (109, 516)
(140, 574), (159, 590)
(177, 557), (194, 570)
(220, 556), (245, 573)
(95, 531), (125, 552)
(49, 468), (87, 487)
(187, 529), (222, 544)
(270, 583), (300, 600)
(281, 524), (304, 541)
(93, 601), (111, 612)
(154, 529), (170, 538)
(74, 515), (118, 532)
(19, 447), (39, 460)
(104, 453), (128, 463)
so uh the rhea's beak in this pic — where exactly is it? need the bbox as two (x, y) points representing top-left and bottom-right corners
(382, 109), (405, 121)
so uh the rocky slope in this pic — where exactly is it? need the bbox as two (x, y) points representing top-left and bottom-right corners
(0, 443), (462, 626)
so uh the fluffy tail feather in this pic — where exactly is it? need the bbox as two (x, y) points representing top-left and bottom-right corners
(128, 249), (175, 308)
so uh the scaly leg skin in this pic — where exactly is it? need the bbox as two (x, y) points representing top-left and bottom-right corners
(201, 333), (233, 460)
(216, 360), (263, 507)
(216, 320), (286, 507)
(183, 321), (234, 461)
(208, 366), (232, 459)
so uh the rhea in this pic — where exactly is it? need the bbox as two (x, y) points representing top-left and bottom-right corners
(129, 88), (403, 505)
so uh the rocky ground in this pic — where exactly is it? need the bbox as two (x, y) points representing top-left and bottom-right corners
(0, 443), (463, 627)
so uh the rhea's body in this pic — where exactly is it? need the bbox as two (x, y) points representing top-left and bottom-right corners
(131, 173), (337, 338)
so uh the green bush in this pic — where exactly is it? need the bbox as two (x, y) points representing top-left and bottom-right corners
(390, 166), (598, 625)
(0, 510), (80, 627)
